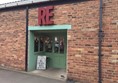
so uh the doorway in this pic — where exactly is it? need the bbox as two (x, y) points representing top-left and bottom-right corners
(28, 30), (67, 71)
(36, 30), (67, 69)
(27, 25), (71, 80)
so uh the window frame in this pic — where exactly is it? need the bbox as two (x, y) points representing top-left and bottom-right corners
(38, 34), (66, 54)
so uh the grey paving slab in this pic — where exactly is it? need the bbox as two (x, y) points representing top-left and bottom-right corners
(0, 69), (66, 83)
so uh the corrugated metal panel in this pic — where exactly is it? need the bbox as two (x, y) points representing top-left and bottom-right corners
(0, 0), (49, 9)
(33, 0), (49, 3)
(5, 2), (18, 7)
(17, 0), (32, 6)
(0, 4), (6, 8)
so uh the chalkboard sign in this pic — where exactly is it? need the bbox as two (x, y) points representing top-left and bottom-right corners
(37, 56), (46, 70)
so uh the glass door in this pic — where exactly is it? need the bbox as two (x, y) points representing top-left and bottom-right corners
(38, 31), (67, 69)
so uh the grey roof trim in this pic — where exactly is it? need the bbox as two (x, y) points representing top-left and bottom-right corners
(0, 0), (49, 9)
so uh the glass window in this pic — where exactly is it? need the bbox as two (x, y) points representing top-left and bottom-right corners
(40, 36), (44, 51)
(34, 37), (39, 52)
(54, 37), (59, 53)
(38, 35), (65, 54)
(60, 37), (64, 53)
(44, 36), (52, 52)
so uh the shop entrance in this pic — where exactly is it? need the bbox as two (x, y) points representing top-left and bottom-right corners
(27, 25), (71, 80)
(28, 30), (67, 71)
(35, 30), (67, 69)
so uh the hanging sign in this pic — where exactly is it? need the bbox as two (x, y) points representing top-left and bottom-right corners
(38, 6), (54, 25)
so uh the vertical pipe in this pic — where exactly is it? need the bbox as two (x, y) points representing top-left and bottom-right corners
(25, 6), (29, 71)
(98, 0), (103, 83)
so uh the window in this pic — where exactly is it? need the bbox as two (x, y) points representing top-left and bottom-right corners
(60, 37), (64, 53)
(34, 37), (39, 52)
(54, 37), (59, 53)
(40, 36), (44, 51)
(34, 34), (65, 54)
(44, 36), (52, 53)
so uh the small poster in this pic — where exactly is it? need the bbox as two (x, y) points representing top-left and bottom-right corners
(37, 56), (46, 70)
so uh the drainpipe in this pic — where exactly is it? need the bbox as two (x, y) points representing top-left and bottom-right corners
(25, 6), (29, 71)
(98, 0), (103, 83)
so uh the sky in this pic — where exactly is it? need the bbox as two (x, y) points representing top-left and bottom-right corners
(0, 0), (20, 4)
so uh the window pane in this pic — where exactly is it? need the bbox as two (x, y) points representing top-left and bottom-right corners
(40, 37), (44, 51)
(60, 37), (64, 53)
(34, 37), (39, 52)
(45, 36), (52, 52)
(54, 37), (59, 53)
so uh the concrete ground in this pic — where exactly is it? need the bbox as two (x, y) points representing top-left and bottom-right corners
(0, 68), (66, 83)
(29, 68), (67, 80)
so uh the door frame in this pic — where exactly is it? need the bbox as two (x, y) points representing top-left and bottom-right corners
(27, 25), (71, 71)
(37, 31), (67, 68)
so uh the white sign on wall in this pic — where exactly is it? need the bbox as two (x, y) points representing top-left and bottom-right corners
(37, 56), (46, 70)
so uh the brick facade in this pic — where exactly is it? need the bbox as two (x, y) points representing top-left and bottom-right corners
(102, 0), (118, 83)
(0, 0), (118, 83)
(0, 10), (26, 70)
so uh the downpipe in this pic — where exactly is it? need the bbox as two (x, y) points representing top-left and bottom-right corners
(25, 6), (29, 71)
(98, 0), (103, 83)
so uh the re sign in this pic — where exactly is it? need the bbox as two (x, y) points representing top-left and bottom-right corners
(38, 6), (54, 25)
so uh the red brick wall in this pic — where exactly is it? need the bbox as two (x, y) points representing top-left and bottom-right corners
(29, 1), (100, 82)
(28, 3), (99, 82)
(0, 0), (118, 83)
(0, 10), (26, 70)
(56, 1), (99, 83)
(53, 0), (118, 82)
(29, 8), (38, 26)
(102, 0), (118, 83)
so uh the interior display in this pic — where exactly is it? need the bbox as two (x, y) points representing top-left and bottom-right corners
(44, 36), (53, 52)
(34, 35), (65, 54)
(60, 37), (64, 53)
(34, 37), (39, 52)
(40, 37), (44, 51)
(54, 37), (59, 53)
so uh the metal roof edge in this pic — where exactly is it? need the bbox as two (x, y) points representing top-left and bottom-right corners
(0, 0), (89, 11)
(0, 0), (49, 9)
